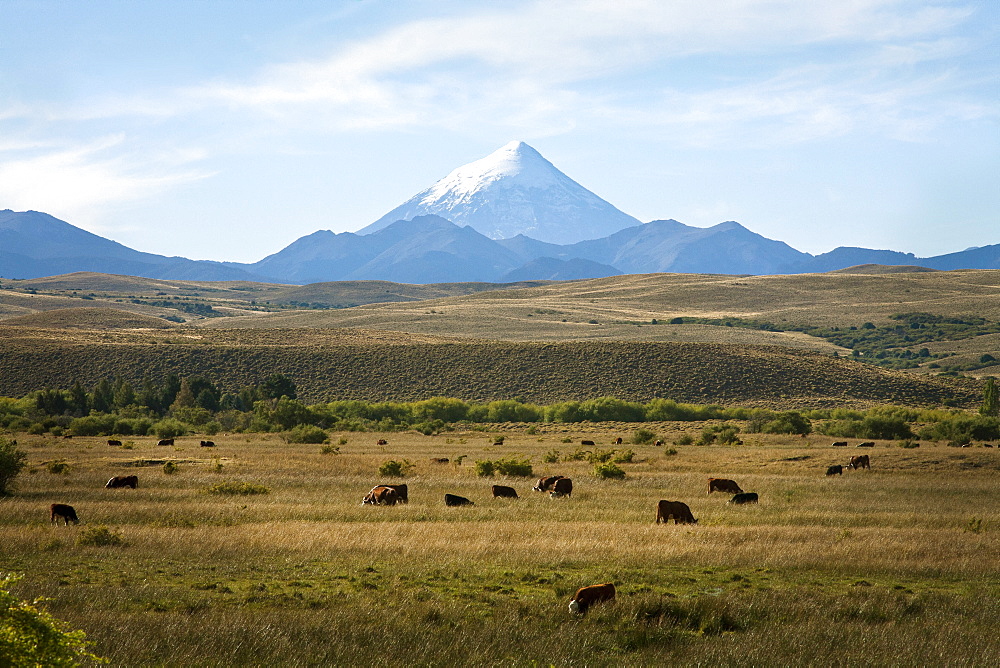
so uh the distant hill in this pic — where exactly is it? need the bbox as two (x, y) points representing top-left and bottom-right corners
(499, 257), (621, 282)
(2, 307), (175, 329)
(0, 210), (273, 282)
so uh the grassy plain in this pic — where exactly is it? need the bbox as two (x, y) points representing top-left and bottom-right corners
(3, 429), (999, 666)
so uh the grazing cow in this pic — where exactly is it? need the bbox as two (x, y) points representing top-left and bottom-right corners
(492, 485), (518, 499)
(708, 478), (743, 495)
(444, 493), (474, 507)
(826, 465), (843, 476)
(107, 439), (122, 446)
(431, 457), (450, 463)
(50, 503), (79, 525)
(533, 475), (565, 492)
(157, 438), (174, 446)
(656, 500), (698, 525)
(63, 435), (73, 439)
(362, 486), (400, 506)
(857, 442), (875, 448)
(568, 583), (616, 614)
(729, 492), (758, 505)
(614, 437), (623, 445)
(848, 454), (871, 470)
(549, 477), (573, 499)
(200, 440), (215, 447)
(985, 444), (994, 448)
(105, 475), (138, 489)
(384, 484), (408, 504)
(654, 440), (663, 447)
(581, 440), (595, 446)
(376, 439), (388, 445)
(832, 441), (848, 447)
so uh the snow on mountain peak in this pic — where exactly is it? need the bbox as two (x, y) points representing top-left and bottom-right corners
(359, 141), (641, 244)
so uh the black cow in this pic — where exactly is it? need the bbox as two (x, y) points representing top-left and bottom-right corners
(445, 494), (474, 507)
(729, 492), (758, 504)
(826, 465), (843, 476)
(106, 475), (138, 489)
(50, 503), (79, 525)
(549, 477), (573, 498)
(492, 485), (518, 499)
(200, 440), (215, 447)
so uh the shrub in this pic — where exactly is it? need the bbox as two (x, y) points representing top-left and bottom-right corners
(319, 444), (341, 455)
(630, 429), (657, 445)
(46, 460), (70, 475)
(0, 437), (27, 495)
(698, 424), (742, 445)
(664, 447), (679, 456)
(77, 525), (124, 547)
(593, 462), (626, 479)
(542, 449), (560, 463)
(285, 425), (329, 444)
(413, 419), (446, 436)
(378, 459), (414, 477)
(162, 461), (179, 475)
(0, 573), (104, 665)
(675, 433), (694, 446)
(756, 411), (812, 435)
(206, 481), (270, 495)
(153, 419), (187, 440)
(494, 457), (533, 477)
(474, 460), (496, 477)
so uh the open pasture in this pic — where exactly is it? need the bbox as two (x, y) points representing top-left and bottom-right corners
(3, 428), (1000, 666)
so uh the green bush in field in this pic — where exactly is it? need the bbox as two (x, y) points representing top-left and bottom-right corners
(319, 444), (341, 455)
(162, 461), (179, 475)
(698, 424), (742, 445)
(0, 573), (105, 666)
(542, 449), (560, 463)
(285, 425), (329, 444)
(593, 461), (626, 479)
(46, 460), (70, 475)
(675, 433), (694, 445)
(752, 411), (812, 435)
(630, 429), (657, 444)
(153, 419), (187, 440)
(474, 460), (496, 477)
(77, 526), (124, 547)
(206, 481), (270, 495)
(378, 460), (414, 477)
(494, 457), (533, 477)
(0, 437), (27, 496)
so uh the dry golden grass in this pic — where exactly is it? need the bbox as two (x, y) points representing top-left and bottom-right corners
(3, 428), (999, 665)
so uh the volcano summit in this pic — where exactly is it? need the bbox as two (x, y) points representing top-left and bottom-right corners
(359, 141), (641, 244)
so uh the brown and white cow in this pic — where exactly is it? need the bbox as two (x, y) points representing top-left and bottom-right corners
(50, 503), (79, 525)
(376, 439), (388, 446)
(533, 475), (565, 492)
(708, 478), (743, 495)
(200, 440), (215, 447)
(492, 485), (518, 499)
(549, 477), (573, 499)
(655, 500), (698, 524)
(848, 454), (871, 470)
(384, 484), (408, 503)
(362, 486), (400, 506)
(568, 583), (616, 614)
(654, 440), (663, 447)
(105, 475), (138, 489)
(614, 437), (623, 445)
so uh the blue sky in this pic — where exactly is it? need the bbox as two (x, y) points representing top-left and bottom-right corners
(1, 0), (996, 263)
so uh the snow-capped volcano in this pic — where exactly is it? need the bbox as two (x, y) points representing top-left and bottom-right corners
(358, 141), (641, 244)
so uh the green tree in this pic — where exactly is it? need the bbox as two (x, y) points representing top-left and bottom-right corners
(260, 374), (297, 400)
(169, 378), (197, 412)
(0, 573), (105, 666)
(0, 437), (27, 496)
(981, 377), (999, 417)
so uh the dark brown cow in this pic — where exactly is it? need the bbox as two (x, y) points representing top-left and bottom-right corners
(444, 493), (474, 507)
(431, 457), (450, 463)
(50, 503), (79, 525)
(492, 485), (518, 499)
(614, 437), (623, 445)
(157, 438), (174, 446)
(849, 454), (871, 470)
(362, 486), (400, 506)
(568, 583), (616, 614)
(832, 441), (848, 447)
(826, 465), (843, 476)
(376, 439), (388, 445)
(63, 435), (73, 439)
(107, 439), (122, 446)
(200, 440), (215, 447)
(549, 477), (573, 498)
(384, 484), (408, 503)
(729, 492), (758, 505)
(581, 440), (595, 446)
(708, 478), (743, 495)
(533, 475), (565, 492)
(656, 500), (698, 525)
(654, 440), (663, 447)
(106, 475), (138, 489)
(857, 442), (875, 448)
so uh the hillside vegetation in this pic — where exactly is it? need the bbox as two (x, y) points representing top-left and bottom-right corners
(0, 325), (980, 407)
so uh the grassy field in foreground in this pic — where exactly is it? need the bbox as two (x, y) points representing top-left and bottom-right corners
(2, 427), (999, 666)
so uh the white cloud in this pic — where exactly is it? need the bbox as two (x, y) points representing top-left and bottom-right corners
(0, 136), (212, 226)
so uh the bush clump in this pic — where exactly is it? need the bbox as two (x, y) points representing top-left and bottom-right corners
(206, 481), (270, 495)
(46, 460), (70, 475)
(162, 461), (179, 475)
(319, 444), (341, 455)
(284, 425), (329, 444)
(698, 424), (742, 445)
(77, 525), (124, 547)
(593, 462), (626, 479)
(378, 459), (415, 477)
(476, 457), (533, 477)
(0, 437), (27, 495)
(630, 429), (657, 445)
(474, 460), (496, 477)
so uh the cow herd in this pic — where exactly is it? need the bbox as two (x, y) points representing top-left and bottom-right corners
(826, 451), (873, 476)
